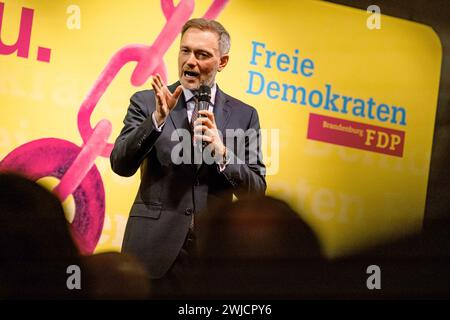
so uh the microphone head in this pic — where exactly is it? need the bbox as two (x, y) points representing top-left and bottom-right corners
(198, 85), (211, 102)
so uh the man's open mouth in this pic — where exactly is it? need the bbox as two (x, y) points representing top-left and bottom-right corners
(184, 71), (200, 78)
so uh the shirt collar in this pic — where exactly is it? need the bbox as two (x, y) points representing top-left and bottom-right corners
(182, 83), (217, 106)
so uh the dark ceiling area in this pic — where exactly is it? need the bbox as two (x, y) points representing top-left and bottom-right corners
(325, 0), (450, 226)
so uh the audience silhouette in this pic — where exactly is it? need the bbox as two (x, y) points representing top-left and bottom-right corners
(0, 173), (151, 300)
(1, 173), (448, 299)
(185, 195), (329, 299)
(0, 173), (83, 299)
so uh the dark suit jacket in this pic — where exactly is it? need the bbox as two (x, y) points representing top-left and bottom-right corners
(110, 82), (266, 279)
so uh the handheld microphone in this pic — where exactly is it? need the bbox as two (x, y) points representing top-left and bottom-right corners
(197, 85), (211, 149)
(197, 84), (211, 115)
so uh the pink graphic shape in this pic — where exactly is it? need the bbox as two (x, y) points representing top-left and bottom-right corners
(54, 119), (111, 202)
(37, 46), (51, 62)
(203, 0), (230, 19)
(161, 0), (176, 19)
(162, 0), (228, 20)
(0, 138), (105, 255)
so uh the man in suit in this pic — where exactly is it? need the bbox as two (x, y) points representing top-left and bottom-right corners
(110, 18), (266, 293)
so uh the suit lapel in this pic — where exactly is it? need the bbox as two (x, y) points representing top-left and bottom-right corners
(168, 82), (190, 133)
(166, 82), (197, 171)
(213, 86), (231, 136)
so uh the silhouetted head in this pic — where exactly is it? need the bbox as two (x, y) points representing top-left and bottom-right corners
(0, 173), (81, 299)
(190, 195), (326, 298)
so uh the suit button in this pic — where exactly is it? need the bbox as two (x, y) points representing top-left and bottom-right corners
(195, 179), (200, 186)
(185, 208), (193, 215)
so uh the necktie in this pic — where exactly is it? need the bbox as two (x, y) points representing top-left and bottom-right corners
(190, 94), (199, 132)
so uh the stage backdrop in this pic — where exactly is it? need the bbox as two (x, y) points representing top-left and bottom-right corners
(0, 0), (441, 257)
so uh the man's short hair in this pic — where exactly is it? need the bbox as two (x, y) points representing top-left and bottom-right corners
(181, 18), (231, 55)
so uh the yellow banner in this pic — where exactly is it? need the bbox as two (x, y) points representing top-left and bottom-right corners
(0, 0), (441, 257)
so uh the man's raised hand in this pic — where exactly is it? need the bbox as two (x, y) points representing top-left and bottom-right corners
(151, 73), (183, 126)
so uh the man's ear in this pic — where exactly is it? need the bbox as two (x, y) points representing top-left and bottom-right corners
(218, 54), (229, 72)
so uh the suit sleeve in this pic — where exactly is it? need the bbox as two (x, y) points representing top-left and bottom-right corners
(219, 108), (267, 197)
(110, 91), (162, 177)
